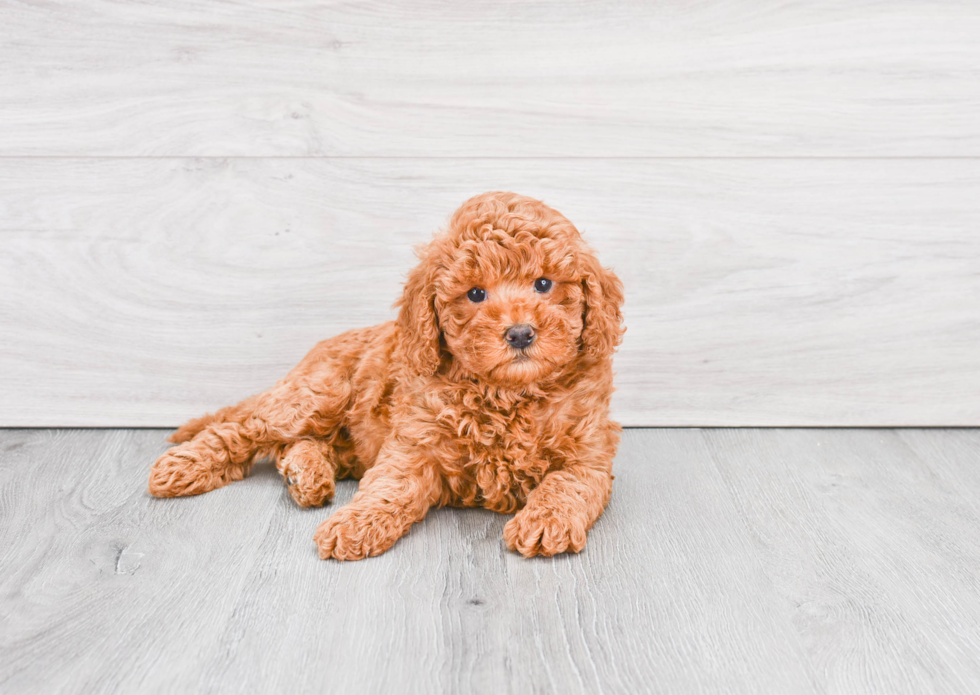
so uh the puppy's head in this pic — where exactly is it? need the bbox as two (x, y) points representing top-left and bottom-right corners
(398, 192), (624, 387)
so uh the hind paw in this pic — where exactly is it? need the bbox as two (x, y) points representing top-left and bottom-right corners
(279, 440), (337, 507)
(148, 444), (245, 497)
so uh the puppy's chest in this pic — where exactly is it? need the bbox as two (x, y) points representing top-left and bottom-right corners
(449, 404), (560, 512)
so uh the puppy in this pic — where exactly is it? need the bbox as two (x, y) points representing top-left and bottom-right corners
(149, 191), (625, 560)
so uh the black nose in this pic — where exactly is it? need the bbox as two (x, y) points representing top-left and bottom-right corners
(504, 324), (536, 349)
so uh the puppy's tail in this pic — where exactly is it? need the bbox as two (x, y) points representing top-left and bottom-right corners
(168, 394), (262, 443)
(168, 410), (226, 443)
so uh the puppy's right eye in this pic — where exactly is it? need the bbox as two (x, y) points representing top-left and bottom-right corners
(467, 288), (486, 303)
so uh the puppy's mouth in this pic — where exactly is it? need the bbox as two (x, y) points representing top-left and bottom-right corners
(507, 342), (539, 363)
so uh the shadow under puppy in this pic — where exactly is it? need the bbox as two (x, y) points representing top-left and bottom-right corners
(149, 191), (625, 560)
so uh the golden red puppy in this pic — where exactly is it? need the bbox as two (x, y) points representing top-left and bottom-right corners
(148, 191), (625, 560)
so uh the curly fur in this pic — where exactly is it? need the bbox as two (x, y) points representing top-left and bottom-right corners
(149, 192), (625, 560)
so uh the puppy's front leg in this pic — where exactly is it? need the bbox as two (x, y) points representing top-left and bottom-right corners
(314, 444), (443, 561)
(504, 463), (612, 558)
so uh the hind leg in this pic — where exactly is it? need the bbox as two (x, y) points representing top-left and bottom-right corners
(147, 330), (376, 499)
(149, 374), (351, 498)
(276, 439), (339, 507)
(148, 415), (263, 498)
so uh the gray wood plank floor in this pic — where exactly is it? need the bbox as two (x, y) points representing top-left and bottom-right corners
(2, 429), (979, 694)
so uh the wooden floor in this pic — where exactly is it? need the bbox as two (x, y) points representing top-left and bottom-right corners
(2, 428), (979, 694)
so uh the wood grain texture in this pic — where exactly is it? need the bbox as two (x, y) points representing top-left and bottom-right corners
(704, 428), (980, 695)
(0, 428), (821, 695)
(1, 158), (979, 427)
(4, 428), (980, 693)
(1, 0), (979, 156)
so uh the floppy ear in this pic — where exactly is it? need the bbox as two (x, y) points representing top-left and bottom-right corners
(396, 247), (442, 376)
(580, 250), (625, 360)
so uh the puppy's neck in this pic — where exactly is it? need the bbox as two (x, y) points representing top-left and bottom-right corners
(440, 353), (596, 406)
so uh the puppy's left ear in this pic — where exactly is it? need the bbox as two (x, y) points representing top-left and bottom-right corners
(580, 250), (625, 360)
(396, 246), (442, 376)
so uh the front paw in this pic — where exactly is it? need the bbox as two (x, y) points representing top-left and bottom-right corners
(503, 506), (589, 558)
(314, 503), (406, 561)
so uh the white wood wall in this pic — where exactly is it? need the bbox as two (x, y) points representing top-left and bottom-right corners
(2, 1), (979, 427)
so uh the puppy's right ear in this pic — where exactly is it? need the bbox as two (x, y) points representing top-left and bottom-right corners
(396, 246), (442, 376)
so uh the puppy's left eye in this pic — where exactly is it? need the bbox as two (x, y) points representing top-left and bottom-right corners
(534, 278), (553, 293)
(467, 288), (487, 303)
